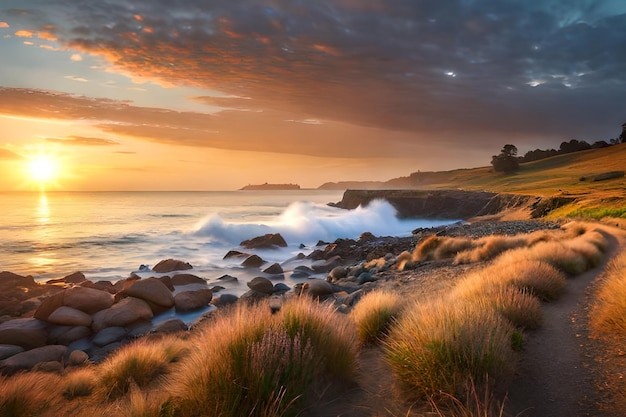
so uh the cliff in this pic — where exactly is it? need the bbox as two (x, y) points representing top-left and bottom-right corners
(331, 189), (571, 219)
(240, 183), (301, 191)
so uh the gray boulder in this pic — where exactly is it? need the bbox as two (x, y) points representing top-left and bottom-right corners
(0, 318), (48, 349)
(0, 344), (24, 360)
(247, 277), (274, 295)
(0, 345), (66, 373)
(67, 349), (90, 366)
(92, 326), (127, 347)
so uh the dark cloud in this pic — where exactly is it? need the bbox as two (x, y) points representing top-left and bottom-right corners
(46, 135), (120, 146)
(4, 1), (626, 146)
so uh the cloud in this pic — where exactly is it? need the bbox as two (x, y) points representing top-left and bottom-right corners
(14, 29), (33, 37)
(0, 148), (20, 160)
(64, 75), (88, 82)
(0, 22), (9, 28)
(5, 1), (626, 146)
(45, 135), (120, 146)
(70, 53), (82, 61)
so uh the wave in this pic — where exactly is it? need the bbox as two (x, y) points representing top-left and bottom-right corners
(192, 199), (453, 246)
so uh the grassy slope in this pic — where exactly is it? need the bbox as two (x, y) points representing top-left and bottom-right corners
(408, 143), (626, 218)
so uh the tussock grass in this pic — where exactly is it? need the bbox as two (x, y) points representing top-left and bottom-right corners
(385, 299), (516, 400)
(95, 335), (188, 400)
(428, 378), (507, 417)
(454, 235), (527, 264)
(0, 372), (62, 417)
(350, 289), (405, 344)
(591, 254), (626, 334)
(487, 258), (567, 301)
(168, 297), (357, 417)
(63, 367), (97, 399)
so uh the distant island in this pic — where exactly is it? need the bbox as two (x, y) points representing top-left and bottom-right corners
(240, 183), (301, 191)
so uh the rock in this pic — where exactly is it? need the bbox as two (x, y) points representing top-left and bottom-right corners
(47, 306), (93, 327)
(239, 290), (270, 303)
(126, 319), (153, 339)
(0, 344), (24, 360)
(47, 325), (92, 346)
(92, 326), (127, 347)
(92, 297), (153, 331)
(240, 233), (288, 249)
(263, 263), (284, 275)
(152, 259), (193, 273)
(171, 273), (206, 286)
(154, 319), (187, 334)
(0, 345), (66, 373)
(329, 266), (348, 281)
(0, 271), (37, 290)
(34, 291), (65, 321)
(125, 278), (175, 308)
(211, 294), (239, 307)
(158, 276), (175, 291)
(33, 360), (64, 373)
(0, 318), (48, 349)
(301, 279), (334, 298)
(357, 272), (376, 285)
(63, 271), (87, 284)
(247, 277), (274, 295)
(291, 265), (314, 279)
(241, 254), (265, 268)
(67, 350), (90, 366)
(223, 250), (249, 259)
(273, 283), (291, 294)
(217, 274), (238, 283)
(210, 285), (225, 292)
(64, 287), (115, 314)
(174, 289), (213, 312)
(311, 256), (343, 273)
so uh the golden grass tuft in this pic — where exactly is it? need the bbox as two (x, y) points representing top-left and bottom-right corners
(488, 258), (567, 301)
(167, 297), (358, 417)
(95, 335), (187, 400)
(433, 237), (476, 260)
(350, 289), (405, 344)
(0, 371), (62, 417)
(591, 253), (626, 334)
(385, 299), (516, 400)
(63, 367), (97, 399)
(454, 235), (527, 264)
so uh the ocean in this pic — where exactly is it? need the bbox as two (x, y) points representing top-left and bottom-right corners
(0, 190), (454, 295)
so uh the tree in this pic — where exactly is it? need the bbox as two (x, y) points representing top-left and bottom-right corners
(491, 144), (519, 173)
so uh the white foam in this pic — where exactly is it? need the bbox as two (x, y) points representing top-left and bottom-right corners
(193, 199), (454, 246)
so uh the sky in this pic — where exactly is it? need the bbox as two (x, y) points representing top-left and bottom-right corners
(0, 0), (625, 191)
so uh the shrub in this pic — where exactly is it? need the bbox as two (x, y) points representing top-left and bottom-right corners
(96, 335), (186, 400)
(63, 367), (97, 399)
(385, 299), (516, 400)
(0, 372), (61, 417)
(350, 289), (405, 344)
(168, 297), (357, 417)
(591, 254), (626, 334)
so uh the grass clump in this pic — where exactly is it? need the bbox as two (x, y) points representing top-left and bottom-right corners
(385, 299), (516, 400)
(63, 367), (97, 399)
(591, 254), (626, 334)
(350, 289), (405, 344)
(454, 235), (527, 264)
(0, 372), (62, 417)
(95, 335), (187, 400)
(168, 297), (357, 417)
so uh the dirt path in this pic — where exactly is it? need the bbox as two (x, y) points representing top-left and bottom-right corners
(505, 225), (626, 417)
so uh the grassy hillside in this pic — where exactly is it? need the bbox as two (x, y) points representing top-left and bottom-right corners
(405, 143), (626, 218)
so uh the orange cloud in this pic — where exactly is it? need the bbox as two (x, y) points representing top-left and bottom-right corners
(0, 22), (9, 28)
(38, 31), (57, 41)
(15, 29), (34, 38)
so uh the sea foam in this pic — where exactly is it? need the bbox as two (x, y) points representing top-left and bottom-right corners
(193, 199), (453, 246)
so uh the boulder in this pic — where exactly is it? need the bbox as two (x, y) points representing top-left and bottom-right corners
(241, 254), (265, 268)
(263, 263), (284, 275)
(240, 233), (288, 249)
(311, 256), (343, 273)
(154, 319), (187, 334)
(63, 271), (87, 284)
(47, 306), (93, 327)
(0, 345), (66, 373)
(174, 289), (213, 312)
(0, 344), (24, 360)
(47, 325), (92, 346)
(33, 361), (64, 373)
(223, 250), (249, 259)
(125, 278), (174, 308)
(92, 297), (153, 331)
(34, 291), (65, 321)
(0, 318), (48, 349)
(92, 326), (127, 347)
(329, 266), (348, 281)
(301, 279), (334, 298)
(247, 277), (274, 295)
(211, 294), (239, 307)
(291, 265), (314, 279)
(64, 287), (115, 314)
(0, 271), (37, 290)
(217, 274), (238, 283)
(152, 259), (193, 273)
(158, 276), (175, 291)
(273, 283), (291, 295)
(171, 273), (206, 286)
(67, 350), (90, 366)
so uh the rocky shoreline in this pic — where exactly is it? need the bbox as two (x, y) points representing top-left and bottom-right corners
(0, 218), (562, 375)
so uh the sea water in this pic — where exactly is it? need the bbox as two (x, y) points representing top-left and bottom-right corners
(0, 190), (454, 295)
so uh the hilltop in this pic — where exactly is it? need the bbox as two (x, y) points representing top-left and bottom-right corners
(323, 143), (626, 219)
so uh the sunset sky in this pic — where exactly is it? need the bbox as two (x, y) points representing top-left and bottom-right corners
(1, 0), (625, 191)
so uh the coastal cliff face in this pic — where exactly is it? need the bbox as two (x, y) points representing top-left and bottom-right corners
(334, 189), (551, 219)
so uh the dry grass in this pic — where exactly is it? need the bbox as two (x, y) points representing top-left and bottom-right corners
(350, 289), (405, 344)
(428, 378), (508, 417)
(454, 235), (528, 264)
(385, 299), (516, 400)
(0, 371), (62, 417)
(591, 253), (626, 334)
(95, 334), (188, 400)
(63, 367), (97, 399)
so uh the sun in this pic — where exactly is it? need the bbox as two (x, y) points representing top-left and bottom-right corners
(25, 151), (61, 187)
